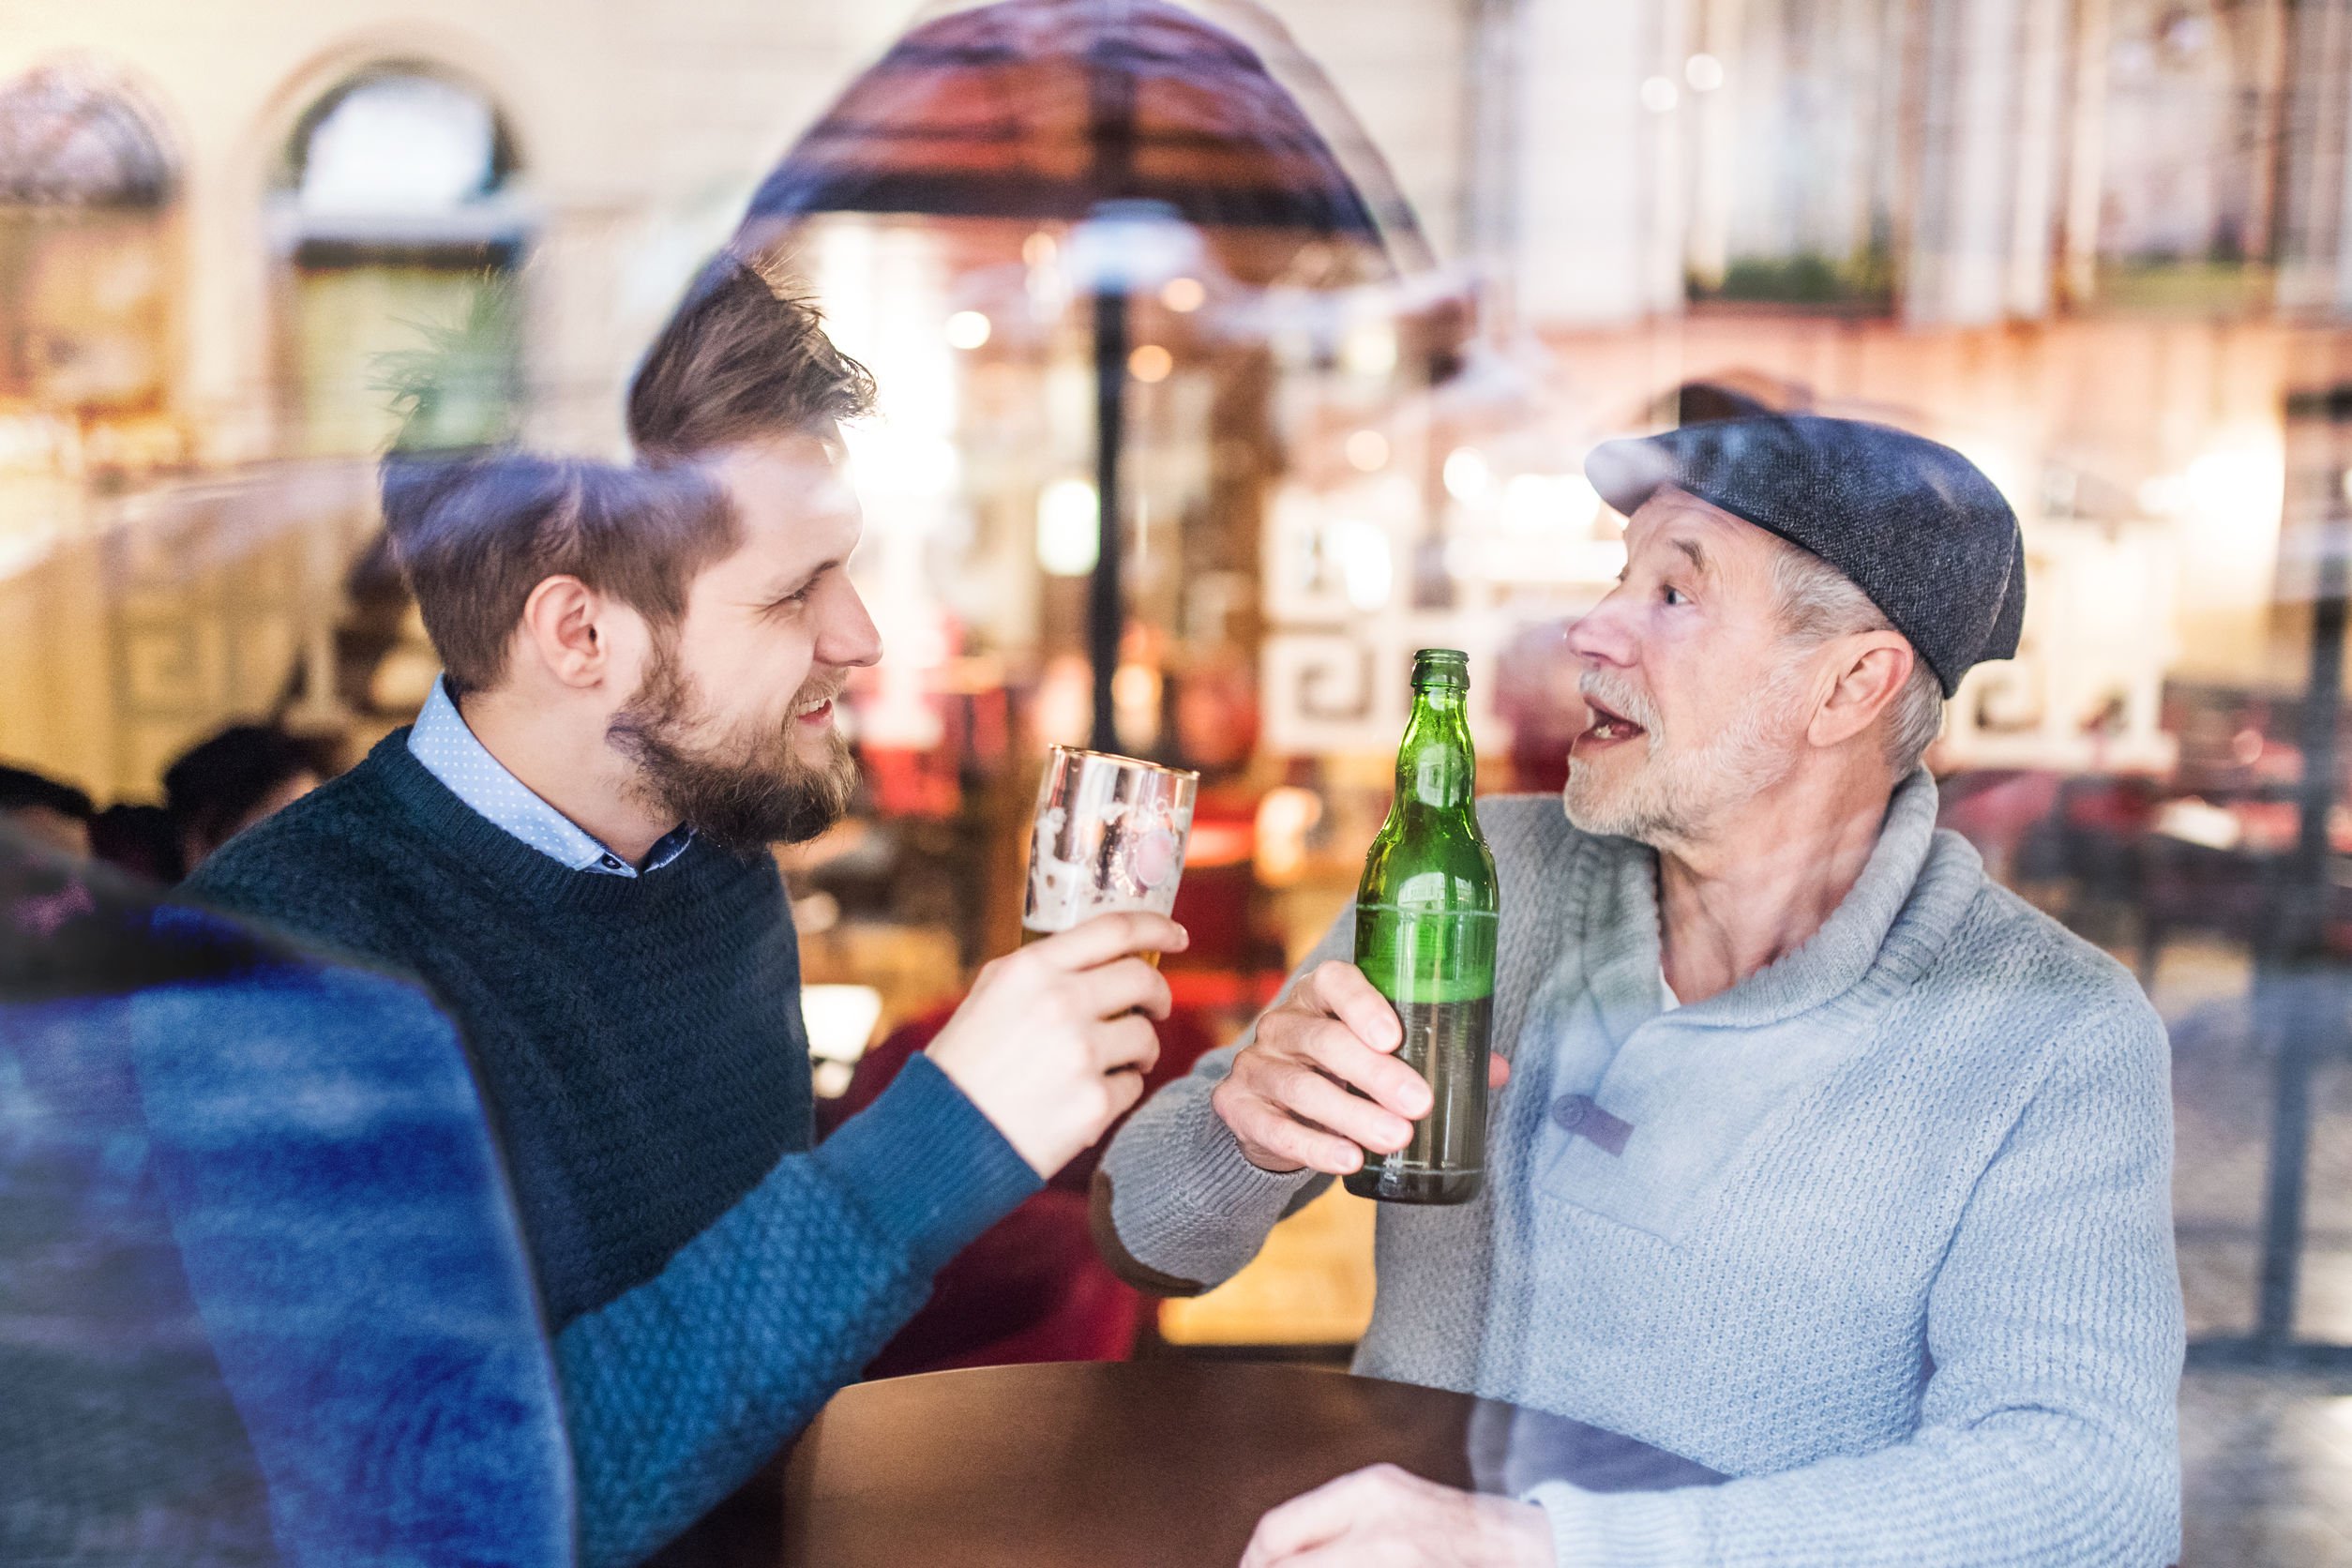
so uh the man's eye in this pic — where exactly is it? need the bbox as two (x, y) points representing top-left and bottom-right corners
(1662, 585), (1688, 607)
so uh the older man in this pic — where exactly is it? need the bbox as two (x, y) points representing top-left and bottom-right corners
(1096, 415), (2181, 1566)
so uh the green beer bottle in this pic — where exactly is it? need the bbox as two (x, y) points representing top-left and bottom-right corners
(1344, 648), (1501, 1206)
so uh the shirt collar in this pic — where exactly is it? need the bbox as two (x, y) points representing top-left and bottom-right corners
(407, 677), (695, 879)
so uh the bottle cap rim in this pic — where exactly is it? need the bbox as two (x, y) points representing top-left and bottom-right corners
(1410, 648), (1470, 688)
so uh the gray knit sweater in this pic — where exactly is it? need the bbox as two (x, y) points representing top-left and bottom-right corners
(1100, 773), (2182, 1565)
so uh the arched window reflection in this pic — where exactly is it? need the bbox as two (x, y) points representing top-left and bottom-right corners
(2097, 0), (2272, 275)
(0, 63), (176, 424)
(273, 64), (526, 455)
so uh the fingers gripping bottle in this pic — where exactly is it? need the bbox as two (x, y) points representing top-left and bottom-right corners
(1344, 649), (1501, 1205)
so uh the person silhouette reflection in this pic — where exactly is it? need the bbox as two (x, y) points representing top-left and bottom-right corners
(0, 828), (570, 1565)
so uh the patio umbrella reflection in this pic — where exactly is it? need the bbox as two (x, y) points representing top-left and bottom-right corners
(733, 0), (1427, 749)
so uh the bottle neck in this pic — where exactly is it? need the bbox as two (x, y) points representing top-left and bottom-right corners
(1395, 686), (1474, 812)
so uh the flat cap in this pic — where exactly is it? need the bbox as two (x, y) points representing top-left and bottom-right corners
(1584, 415), (2024, 697)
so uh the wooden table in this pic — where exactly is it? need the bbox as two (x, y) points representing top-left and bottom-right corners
(768, 1360), (1723, 1568)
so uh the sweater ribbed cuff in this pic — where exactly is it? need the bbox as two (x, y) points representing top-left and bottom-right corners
(1528, 1480), (1708, 1567)
(1183, 1116), (1321, 1215)
(814, 1054), (1043, 1280)
(1104, 1086), (1319, 1288)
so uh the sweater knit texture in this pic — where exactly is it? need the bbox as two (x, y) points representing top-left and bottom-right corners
(186, 731), (814, 1329)
(182, 732), (1041, 1566)
(1102, 772), (2183, 1566)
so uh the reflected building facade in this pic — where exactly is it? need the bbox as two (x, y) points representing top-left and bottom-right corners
(11, 7), (2352, 1560)
(1, 0), (2350, 865)
(0, 0), (1470, 805)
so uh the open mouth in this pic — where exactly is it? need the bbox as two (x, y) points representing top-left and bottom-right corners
(792, 694), (837, 726)
(1576, 694), (1647, 750)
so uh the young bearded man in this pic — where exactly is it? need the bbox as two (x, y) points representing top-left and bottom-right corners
(1098, 416), (2183, 1567)
(186, 264), (1181, 1567)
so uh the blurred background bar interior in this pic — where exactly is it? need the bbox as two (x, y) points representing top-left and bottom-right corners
(12, 2), (2352, 1560)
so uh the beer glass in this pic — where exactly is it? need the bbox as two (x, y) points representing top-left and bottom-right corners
(1023, 747), (1199, 962)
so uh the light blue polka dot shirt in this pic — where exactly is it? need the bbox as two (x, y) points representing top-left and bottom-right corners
(407, 677), (696, 879)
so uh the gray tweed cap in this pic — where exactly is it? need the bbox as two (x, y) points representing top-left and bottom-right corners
(1583, 415), (2026, 697)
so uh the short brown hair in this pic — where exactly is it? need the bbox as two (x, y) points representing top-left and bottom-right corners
(381, 452), (739, 699)
(626, 252), (878, 460)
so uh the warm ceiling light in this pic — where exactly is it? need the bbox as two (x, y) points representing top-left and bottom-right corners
(1345, 430), (1390, 472)
(1036, 478), (1100, 576)
(1443, 446), (1492, 502)
(1160, 276), (1206, 312)
(944, 310), (992, 350)
(1129, 343), (1173, 383)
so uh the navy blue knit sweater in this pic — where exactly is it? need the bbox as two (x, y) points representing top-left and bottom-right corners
(188, 731), (824, 1328)
(183, 732), (1040, 1564)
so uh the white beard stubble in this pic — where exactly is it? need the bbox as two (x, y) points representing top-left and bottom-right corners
(1561, 660), (1813, 845)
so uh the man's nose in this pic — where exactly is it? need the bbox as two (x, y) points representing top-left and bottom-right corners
(819, 580), (884, 671)
(1566, 593), (1636, 669)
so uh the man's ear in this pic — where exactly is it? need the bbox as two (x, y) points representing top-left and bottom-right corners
(1808, 632), (1912, 752)
(514, 575), (609, 690)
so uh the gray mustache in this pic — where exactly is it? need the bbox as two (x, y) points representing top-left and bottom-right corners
(1579, 671), (1662, 733)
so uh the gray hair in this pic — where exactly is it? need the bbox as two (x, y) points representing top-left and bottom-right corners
(1767, 540), (1944, 774)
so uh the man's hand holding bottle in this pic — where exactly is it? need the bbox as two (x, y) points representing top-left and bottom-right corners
(1211, 959), (1512, 1177)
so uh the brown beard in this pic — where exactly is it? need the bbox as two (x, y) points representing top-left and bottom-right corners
(606, 641), (857, 857)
